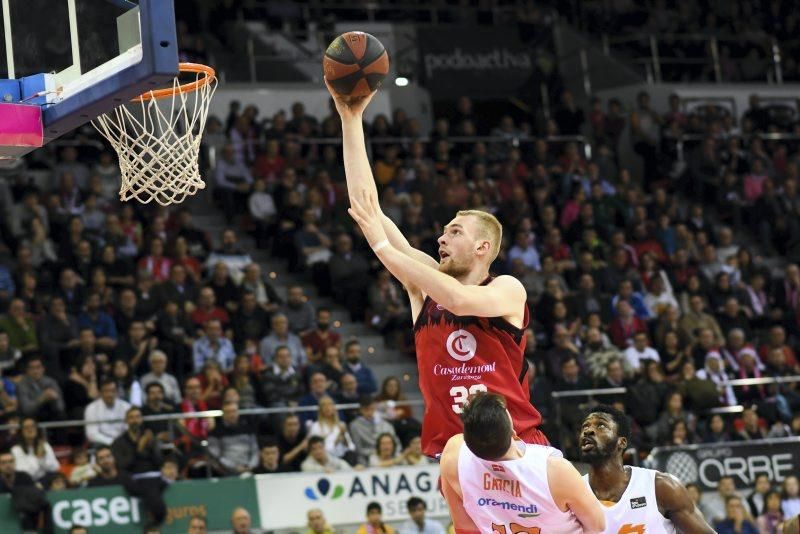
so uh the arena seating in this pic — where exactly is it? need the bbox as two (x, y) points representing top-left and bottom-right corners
(0, 1), (799, 532)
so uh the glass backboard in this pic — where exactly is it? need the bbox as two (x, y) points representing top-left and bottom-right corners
(0, 0), (178, 150)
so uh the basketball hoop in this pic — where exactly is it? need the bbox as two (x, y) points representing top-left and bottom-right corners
(92, 63), (218, 206)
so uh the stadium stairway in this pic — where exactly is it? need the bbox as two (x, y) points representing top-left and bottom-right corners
(187, 203), (423, 413)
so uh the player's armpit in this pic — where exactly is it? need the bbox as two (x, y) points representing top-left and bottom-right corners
(440, 436), (479, 534)
(448, 275), (526, 320)
(655, 472), (716, 534)
(547, 457), (605, 534)
(440, 475), (479, 533)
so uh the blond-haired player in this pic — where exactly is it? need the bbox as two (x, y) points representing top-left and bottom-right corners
(327, 82), (548, 458)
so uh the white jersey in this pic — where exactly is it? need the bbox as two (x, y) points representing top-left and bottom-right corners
(457, 440), (582, 534)
(583, 466), (676, 534)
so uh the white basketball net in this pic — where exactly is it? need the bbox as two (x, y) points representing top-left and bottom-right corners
(92, 71), (217, 206)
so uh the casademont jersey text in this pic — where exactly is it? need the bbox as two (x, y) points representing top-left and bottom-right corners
(413, 277), (546, 457)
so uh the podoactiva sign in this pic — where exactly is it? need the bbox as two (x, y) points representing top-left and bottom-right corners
(648, 437), (800, 492)
(417, 26), (535, 98)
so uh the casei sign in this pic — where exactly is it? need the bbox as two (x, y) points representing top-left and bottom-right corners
(649, 437), (800, 491)
(0, 478), (261, 533)
(53, 494), (141, 530)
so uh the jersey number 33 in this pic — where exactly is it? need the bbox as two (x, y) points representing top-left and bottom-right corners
(450, 384), (488, 414)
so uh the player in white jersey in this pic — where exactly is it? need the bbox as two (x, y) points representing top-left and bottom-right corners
(440, 392), (605, 534)
(579, 406), (715, 534)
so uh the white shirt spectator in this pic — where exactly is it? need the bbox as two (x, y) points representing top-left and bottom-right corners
(11, 442), (59, 481)
(248, 190), (277, 221)
(307, 420), (356, 459)
(623, 345), (660, 372)
(300, 454), (352, 473)
(214, 157), (253, 191)
(205, 250), (253, 285)
(259, 331), (306, 368)
(84, 397), (131, 445)
(193, 335), (237, 373)
(699, 492), (727, 524)
(120, 380), (143, 408)
(140, 371), (182, 405)
(696, 351), (738, 406)
(508, 244), (541, 271)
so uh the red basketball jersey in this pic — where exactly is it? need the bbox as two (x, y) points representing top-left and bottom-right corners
(413, 278), (546, 457)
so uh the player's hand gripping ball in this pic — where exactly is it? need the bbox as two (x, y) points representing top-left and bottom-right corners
(323, 31), (390, 97)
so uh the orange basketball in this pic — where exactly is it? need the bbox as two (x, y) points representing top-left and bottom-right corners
(323, 31), (390, 97)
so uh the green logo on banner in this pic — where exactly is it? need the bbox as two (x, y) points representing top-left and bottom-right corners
(305, 478), (345, 500)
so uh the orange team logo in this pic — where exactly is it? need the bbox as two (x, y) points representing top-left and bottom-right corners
(618, 524), (645, 534)
(446, 329), (477, 362)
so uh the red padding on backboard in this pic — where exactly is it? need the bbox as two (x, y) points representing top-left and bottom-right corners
(0, 103), (43, 147)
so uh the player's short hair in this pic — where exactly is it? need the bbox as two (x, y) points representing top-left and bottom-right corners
(724, 495), (742, 505)
(308, 436), (325, 449)
(586, 404), (631, 443)
(407, 496), (426, 511)
(461, 392), (512, 460)
(456, 210), (502, 262)
(358, 394), (375, 409)
(144, 381), (165, 395)
(99, 377), (117, 390)
(367, 502), (382, 514)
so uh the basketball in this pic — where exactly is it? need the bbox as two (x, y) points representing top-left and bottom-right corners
(323, 31), (389, 97)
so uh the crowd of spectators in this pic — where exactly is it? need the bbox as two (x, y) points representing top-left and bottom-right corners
(690, 475), (800, 533)
(205, 82), (800, 527)
(554, 0), (800, 83)
(0, 94), (425, 531)
(0, 5), (799, 531)
(304, 497), (447, 534)
(207, 85), (800, 446)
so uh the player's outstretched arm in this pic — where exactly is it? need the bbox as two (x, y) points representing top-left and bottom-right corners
(440, 435), (480, 534)
(349, 190), (525, 318)
(548, 456), (606, 534)
(325, 80), (438, 271)
(655, 472), (716, 534)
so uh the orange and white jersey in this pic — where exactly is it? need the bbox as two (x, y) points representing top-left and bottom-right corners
(583, 467), (676, 534)
(457, 440), (582, 534)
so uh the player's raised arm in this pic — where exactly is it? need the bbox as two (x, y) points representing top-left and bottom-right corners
(349, 190), (525, 319)
(548, 456), (606, 534)
(439, 435), (480, 534)
(324, 79), (438, 271)
(655, 472), (716, 534)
